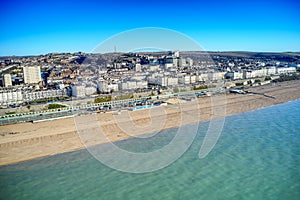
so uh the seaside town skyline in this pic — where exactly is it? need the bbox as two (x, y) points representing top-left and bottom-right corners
(1, 1), (300, 199)
(0, 50), (299, 125)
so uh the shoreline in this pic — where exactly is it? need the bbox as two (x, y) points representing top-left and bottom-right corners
(1, 80), (300, 166)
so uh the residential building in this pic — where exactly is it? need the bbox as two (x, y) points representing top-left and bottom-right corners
(135, 63), (141, 72)
(3, 74), (12, 87)
(277, 67), (296, 74)
(71, 85), (86, 97)
(23, 66), (42, 84)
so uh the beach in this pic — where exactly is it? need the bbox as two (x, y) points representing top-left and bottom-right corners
(1, 80), (300, 166)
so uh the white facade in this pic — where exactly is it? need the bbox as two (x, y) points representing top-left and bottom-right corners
(157, 77), (178, 86)
(199, 73), (209, 82)
(0, 90), (23, 106)
(243, 71), (255, 79)
(119, 80), (148, 90)
(240, 67), (275, 79)
(136, 80), (147, 88)
(233, 71), (243, 80)
(97, 81), (108, 93)
(23, 66), (42, 84)
(190, 75), (197, 83)
(147, 77), (157, 85)
(208, 72), (226, 81)
(85, 86), (97, 96)
(266, 66), (276, 75)
(167, 77), (178, 86)
(179, 76), (191, 84)
(186, 58), (193, 66)
(174, 51), (180, 57)
(277, 67), (296, 74)
(107, 83), (119, 92)
(3, 74), (12, 87)
(157, 77), (168, 87)
(72, 85), (86, 97)
(147, 65), (160, 71)
(254, 68), (267, 77)
(135, 63), (141, 72)
(178, 58), (186, 67)
(23, 89), (65, 101)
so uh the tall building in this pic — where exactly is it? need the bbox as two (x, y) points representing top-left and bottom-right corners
(23, 66), (42, 84)
(135, 63), (141, 72)
(3, 74), (12, 87)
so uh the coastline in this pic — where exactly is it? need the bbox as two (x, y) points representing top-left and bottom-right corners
(1, 80), (300, 166)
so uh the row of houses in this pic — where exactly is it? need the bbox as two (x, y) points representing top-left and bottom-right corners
(71, 65), (298, 97)
(71, 80), (149, 97)
(148, 72), (226, 86)
(0, 89), (66, 106)
(225, 66), (297, 80)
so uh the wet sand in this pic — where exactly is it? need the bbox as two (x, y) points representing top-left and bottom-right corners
(1, 80), (300, 166)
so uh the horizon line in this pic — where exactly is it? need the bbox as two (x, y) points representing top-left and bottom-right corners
(1, 50), (300, 57)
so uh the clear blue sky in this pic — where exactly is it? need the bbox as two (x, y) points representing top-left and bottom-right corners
(0, 0), (299, 56)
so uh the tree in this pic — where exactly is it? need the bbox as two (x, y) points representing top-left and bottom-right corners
(265, 76), (271, 81)
(254, 79), (261, 83)
(94, 96), (112, 103)
(48, 104), (66, 109)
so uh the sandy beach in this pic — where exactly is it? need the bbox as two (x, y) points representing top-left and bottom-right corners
(1, 80), (300, 166)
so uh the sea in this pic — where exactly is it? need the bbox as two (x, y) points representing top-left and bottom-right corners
(1, 100), (300, 200)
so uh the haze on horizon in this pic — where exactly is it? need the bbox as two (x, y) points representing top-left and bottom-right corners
(0, 0), (300, 56)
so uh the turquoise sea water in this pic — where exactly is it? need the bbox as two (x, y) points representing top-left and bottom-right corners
(1, 100), (300, 200)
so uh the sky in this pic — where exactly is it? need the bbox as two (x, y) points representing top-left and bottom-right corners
(0, 0), (300, 56)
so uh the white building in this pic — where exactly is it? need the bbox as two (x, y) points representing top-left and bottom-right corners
(107, 83), (119, 92)
(174, 51), (180, 57)
(3, 74), (12, 87)
(179, 76), (191, 84)
(0, 90), (23, 106)
(266, 66), (276, 75)
(118, 80), (147, 90)
(208, 72), (226, 81)
(97, 81), (109, 93)
(71, 85), (86, 97)
(23, 89), (65, 101)
(254, 68), (267, 77)
(157, 77), (168, 87)
(85, 86), (97, 96)
(277, 67), (296, 74)
(190, 75), (197, 83)
(135, 63), (141, 72)
(186, 58), (193, 66)
(178, 58), (186, 67)
(198, 73), (209, 82)
(157, 77), (178, 86)
(23, 66), (42, 84)
(136, 80), (148, 88)
(243, 71), (255, 79)
(233, 71), (244, 80)
(167, 77), (178, 86)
